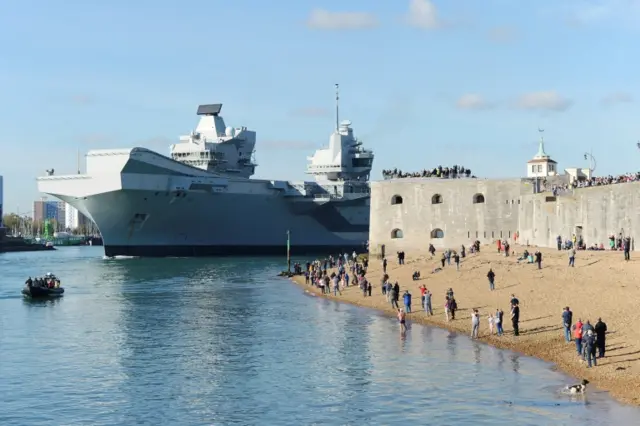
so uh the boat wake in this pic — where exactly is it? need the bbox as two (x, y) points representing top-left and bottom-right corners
(102, 255), (138, 260)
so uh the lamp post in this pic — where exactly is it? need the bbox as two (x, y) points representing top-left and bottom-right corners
(583, 151), (596, 177)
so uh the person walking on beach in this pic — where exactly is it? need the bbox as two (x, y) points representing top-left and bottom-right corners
(511, 303), (520, 336)
(595, 318), (607, 358)
(568, 247), (576, 267)
(562, 307), (573, 342)
(497, 239), (502, 254)
(496, 309), (504, 335)
(424, 289), (433, 315)
(333, 274), (341, 296)
(419, 284), (426, 306)
(471, 309), (480, 339)
(454, 252), (460, 271)
(367, 281), (372, 297)
(403, 290), (412, 313)
(397, 308), (407, 333)
(382, 257), (388, 274)
(440, 253), (446, 268)
(487, 268), (496, 291)
(573, 319), (583, 357)
(449, 297), (457, 320)
(393, 282), (400, 305)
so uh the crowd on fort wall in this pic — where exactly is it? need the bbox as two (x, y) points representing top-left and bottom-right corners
(370, 173), (640, 255)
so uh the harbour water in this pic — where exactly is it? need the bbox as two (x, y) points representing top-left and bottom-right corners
(1, 247), (638, 425)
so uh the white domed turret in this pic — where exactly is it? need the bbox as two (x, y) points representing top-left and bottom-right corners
(225, 127), (235, 137)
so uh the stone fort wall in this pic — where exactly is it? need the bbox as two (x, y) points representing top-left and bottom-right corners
(369, 178), (529, 256)
(369, 178), (638, 256)
(518, 182), (640, 249)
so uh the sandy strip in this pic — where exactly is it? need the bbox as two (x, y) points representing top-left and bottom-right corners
(288, 246), (640, 406)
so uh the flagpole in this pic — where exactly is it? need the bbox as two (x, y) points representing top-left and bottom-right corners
(286, 229), (291, 273)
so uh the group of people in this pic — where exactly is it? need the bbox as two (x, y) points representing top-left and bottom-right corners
(382, 165), (475, 180)
(563, 307), (608, 368)
(574, 172), (640, 188)
(303, 252), (370, 297)
(25, 273), (60, 289)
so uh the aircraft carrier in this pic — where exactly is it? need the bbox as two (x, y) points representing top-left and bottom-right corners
(37, 88), (374, 257)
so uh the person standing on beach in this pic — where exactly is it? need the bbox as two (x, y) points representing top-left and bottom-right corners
(367, 281), (372, 297)
(454, 252), (460, 270)
(488, 313), (495, 335)
(403, 290), (412, 313)
(449, 297), (457, 320)
(584, 330), (597, 368)
(397, 308), (407, 333)
(333, 274), (341, 296)
(444, 296), (451, 321)
(471, 309), (480, 339)
(382, 257), (387, 274)
(624, 237), (631, 261)
(424, 289), (433, 315)
(595, 318), (607, 358)
(535, 251), (542, 269)
(556, 235), (562, 250)
(568, 247), (576, 267)
(497, 239), (502, 254)
(511, 303), (520, 336)
(487, 269), (496, 291)
(573, 319), (583, 357)
(562, 307), (573, 342)
(440, 253), (446, 268)
(496, 309), (504, 335)
(391, 283), (399, 309)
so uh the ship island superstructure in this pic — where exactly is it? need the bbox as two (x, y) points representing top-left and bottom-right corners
(37, 87), (374, 257)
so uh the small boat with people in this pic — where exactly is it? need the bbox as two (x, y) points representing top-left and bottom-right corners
(22, 273), (64, 298)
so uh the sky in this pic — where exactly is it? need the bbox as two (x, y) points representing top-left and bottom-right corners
(1, 0), (640, 214)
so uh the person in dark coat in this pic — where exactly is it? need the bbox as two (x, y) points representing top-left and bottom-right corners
(594, 317), (608, 358)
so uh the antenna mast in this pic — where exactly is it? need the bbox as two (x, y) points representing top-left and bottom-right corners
(77, 148), (81, 174)
(335, 83), (339, 131)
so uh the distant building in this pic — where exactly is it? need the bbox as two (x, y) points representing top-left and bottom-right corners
(64, 203), (88, 230)
(33, 200), (65, 224)
(526, 134), (557, 178)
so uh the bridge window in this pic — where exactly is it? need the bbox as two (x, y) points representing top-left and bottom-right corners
(391, 195), (403, 205)
(430, 228), (444, 239)
(473, 193), (485, 204)
(391, 229), (403, 239)
(432, 194), (443, 204)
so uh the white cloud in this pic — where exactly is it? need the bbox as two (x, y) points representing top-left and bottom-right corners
(456, 94), (492, 110)
(515, 91), (572, 111)
(290, 107), (330, 117)
(601, 92), (633, 105)
(405, 0), (442, 29)
(263, 140), (317, 150)
(306, 8), (378, 30)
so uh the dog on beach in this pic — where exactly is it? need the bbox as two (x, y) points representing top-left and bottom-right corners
(565, 379), (589, 394)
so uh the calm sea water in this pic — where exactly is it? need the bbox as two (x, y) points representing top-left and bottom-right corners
(1, 247), (638, 425)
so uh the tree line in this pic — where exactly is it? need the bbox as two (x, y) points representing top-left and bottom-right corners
(1, 213), (98, 236)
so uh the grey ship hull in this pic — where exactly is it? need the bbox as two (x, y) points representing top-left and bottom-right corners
(37, 148), (369, 258)
(81, 190), (369, 257)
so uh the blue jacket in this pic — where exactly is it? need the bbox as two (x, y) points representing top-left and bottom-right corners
(403, 293), (411, 305)
(562, 310), (572, 327)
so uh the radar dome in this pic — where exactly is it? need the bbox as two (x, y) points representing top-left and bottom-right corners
(225, 127), (235, 137)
